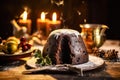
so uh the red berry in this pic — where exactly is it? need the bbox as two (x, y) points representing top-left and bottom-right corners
(20, 37), (26, 42)
(22, 45), (29, 52)
(20, 42), (26, 46)
(19, 37), (32, 52)
(26, 43), (32, 49)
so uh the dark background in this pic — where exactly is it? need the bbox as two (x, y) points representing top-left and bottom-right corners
(0, 0), (119, 40)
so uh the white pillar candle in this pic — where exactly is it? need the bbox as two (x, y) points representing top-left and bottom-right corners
(36, 12), (49, 37)
(47, 12), (61, 35)
(18, 10), (32, 34)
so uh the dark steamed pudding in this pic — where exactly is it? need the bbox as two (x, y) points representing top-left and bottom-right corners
(42, 29), (88, 65)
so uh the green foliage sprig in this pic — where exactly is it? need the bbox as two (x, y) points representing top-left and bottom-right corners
(34, 49), (52, 66)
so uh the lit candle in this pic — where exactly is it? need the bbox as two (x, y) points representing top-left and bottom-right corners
(37, 12), (49, 37)
(18, 10), (31, 34)
(47, 12), (61, 35)
(41, 12), (45, 21)
(52, 12), (57, 22)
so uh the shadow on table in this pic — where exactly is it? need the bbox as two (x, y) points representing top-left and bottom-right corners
(24, 64), (78, 75)
(0, 60), (26, 71)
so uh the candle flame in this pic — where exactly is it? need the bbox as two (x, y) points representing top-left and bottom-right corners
(41, 12), (45, 21)
(52, 12), (57, 22)
(21, 10), (28, 20)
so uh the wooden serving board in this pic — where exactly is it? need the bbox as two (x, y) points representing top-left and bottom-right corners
(26, 55), (105, 72)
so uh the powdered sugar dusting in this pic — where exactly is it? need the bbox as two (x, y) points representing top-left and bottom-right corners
(49, 29), (81, 39)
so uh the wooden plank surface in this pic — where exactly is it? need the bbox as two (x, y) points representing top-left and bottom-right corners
(0, 40), (120, 80)
(0, 59), (120, 80)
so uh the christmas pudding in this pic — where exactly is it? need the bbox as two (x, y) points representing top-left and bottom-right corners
(42, 29), (88, 65)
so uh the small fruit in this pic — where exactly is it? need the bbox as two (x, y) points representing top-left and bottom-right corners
(22, 45), (29, 52)
(7, 44), (18, 54)
(26, 43), (32, 49)
(19, 37), (32, 52)
(20, 37), (26, 42)
(3, 41), (18, 54)
(7, 36), (20, 44)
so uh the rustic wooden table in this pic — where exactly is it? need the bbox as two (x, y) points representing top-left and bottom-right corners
(0, 40), (120, 80)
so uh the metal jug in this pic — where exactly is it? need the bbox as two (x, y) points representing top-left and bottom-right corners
(80, 24), (109, 52)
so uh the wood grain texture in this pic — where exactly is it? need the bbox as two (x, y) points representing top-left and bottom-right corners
(0, 40), (120, 80)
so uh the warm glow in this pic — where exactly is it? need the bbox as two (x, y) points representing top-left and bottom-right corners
(96, 35), (101, 45)
(96, 28), (100, 35)
(41, 12), (45, 21)
(52, 12), (57, 22)
(21, 11), (28, 20)
(85, 24), (90, 28)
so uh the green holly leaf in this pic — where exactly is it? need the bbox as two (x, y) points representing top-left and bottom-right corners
(34, 49), (42, 58)
(34, 49), (52, 66)
(45, 55), (52, 65)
